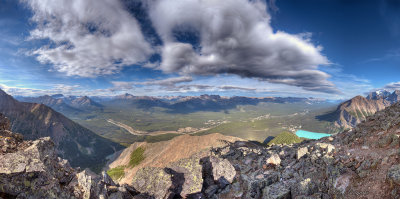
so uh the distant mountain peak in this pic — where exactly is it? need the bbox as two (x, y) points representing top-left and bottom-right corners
(115, 93), (135, 99)
(366, 89), (392, 100)
(332, 90), (400, 129)
(51, 94), (64, 99)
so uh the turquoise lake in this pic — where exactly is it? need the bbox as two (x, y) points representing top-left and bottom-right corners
(295, 130), (331, 139)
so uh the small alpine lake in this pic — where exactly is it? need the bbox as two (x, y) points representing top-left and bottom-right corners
(295, 130), (331, 139)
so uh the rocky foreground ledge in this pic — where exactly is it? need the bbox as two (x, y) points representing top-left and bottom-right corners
(0, 113), (142, 199)
(3, 103), (400, 198)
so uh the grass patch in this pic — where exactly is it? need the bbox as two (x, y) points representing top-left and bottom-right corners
(267, 131), (303, 146)
(107, 166), (125, 181)
(129, 146), (145, 168)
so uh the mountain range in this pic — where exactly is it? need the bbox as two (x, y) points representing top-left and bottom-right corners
(329, 90), (400, 129)
(0, 89), (123, 169)
(17, 93), (331, 115)
(17, 95), (103, 114)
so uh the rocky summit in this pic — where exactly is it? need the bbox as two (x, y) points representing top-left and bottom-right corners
(3, 102), (400, 198)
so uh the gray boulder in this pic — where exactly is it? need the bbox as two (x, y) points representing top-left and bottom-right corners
(132, 167), (173, 199)
(388, 164), (400, 185)
(167, 156), (203, 198)
(209, 156), (236, 184)
(262, 182), (291, 199)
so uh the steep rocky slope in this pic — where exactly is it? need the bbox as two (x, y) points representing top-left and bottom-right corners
(112, 102), (400, 198)
(334, 95), (389, 129)
(0, 113), (142, 199)
(0, 89), (123, 169)
(333, 90), (400, 129)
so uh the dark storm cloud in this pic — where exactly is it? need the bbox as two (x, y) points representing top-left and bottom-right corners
(147, 0), (338, 93)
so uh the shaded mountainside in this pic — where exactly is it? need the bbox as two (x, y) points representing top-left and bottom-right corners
(322, 90), (400, 130)
(0, 89), (123, 169)
(101, 102), (400, 198)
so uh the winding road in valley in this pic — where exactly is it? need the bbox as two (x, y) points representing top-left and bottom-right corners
(106, 119), (209, 136)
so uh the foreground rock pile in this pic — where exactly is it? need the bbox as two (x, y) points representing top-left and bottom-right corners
(127, 103), (400, 199)
(4, 102), (400, 198)
(0, 113), (141, 199)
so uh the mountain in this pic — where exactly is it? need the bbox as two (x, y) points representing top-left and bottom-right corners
(334, 95), (389, 129)
(106, 94), (169, 109)
(0, 89), (123, 169)
(105, 93), (327, 113)
(17, 95), (103, 113)
(366, 89), (391, 100)
(51, 93), (65, 99)
(68, 96), (104, 110)
(326, 90), (400, 129)
(16, 95), (81, 115)
(388, 90), (400, 103)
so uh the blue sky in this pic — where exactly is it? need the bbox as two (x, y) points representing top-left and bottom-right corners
(0, 0), (399, 99)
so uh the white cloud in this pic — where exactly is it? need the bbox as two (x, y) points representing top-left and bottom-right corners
(383, 81), (400, 91)
(0, 83), (82, 96)
(23, 0), (153, 77)
(146, 0), (336, 93)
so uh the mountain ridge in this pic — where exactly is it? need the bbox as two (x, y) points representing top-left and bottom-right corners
(325, 90), (400, 129)
(0, 89), (123, 169)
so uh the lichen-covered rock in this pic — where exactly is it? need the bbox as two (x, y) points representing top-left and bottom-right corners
(77, 170), (96, 199)
(388, 165), (400, 185)
(315, 143), (335, 153)
(168, 156), (203, 198)
(0, 114), (24, 154)
(0, 136), (75, 198)
(209, 156), (236, 184)
(0, 121), (137, 199)
(262, 182), (291, 199)
(132, 167), (173, 199)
